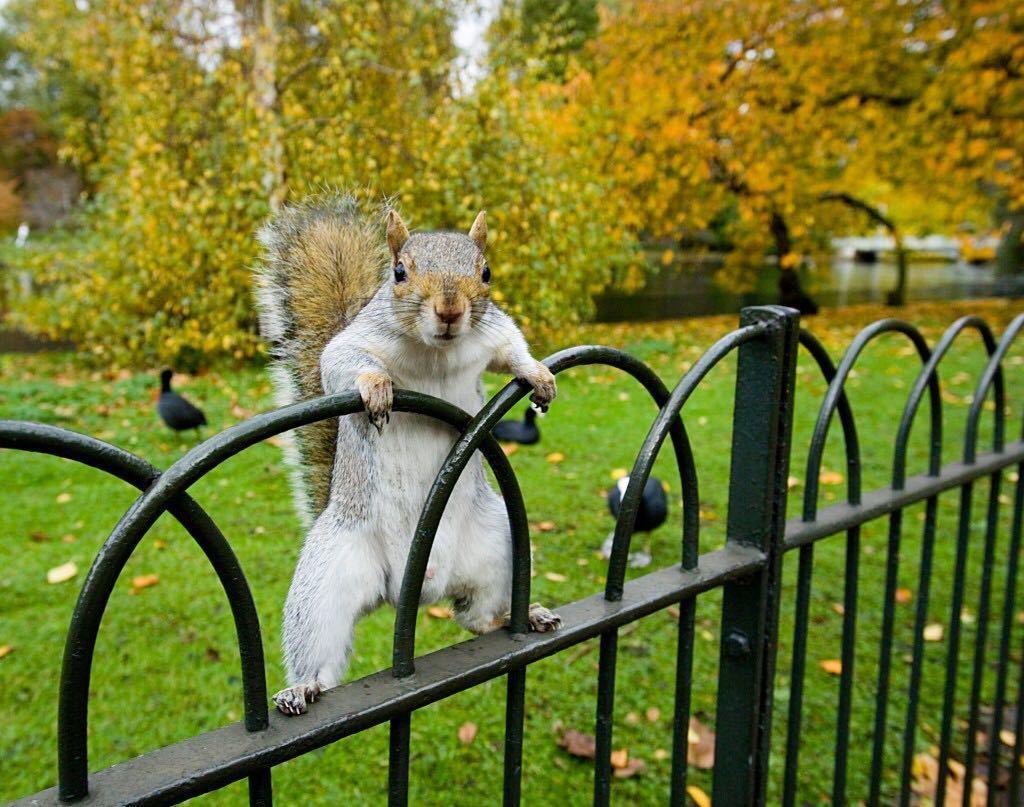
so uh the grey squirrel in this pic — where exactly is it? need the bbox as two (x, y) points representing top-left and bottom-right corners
(254, 194), (561, 715)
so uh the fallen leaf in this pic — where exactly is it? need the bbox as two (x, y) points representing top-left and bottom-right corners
(265, 434), (287, 448)
(546, 452), (566, 464)
(787, 475), (801, 489)
(625, 712), (641, 725)
(154, 539), (167, 550)
(62, 534), (76, 544)
(0, 645), (12, 659)
(924, 623), (944, 642)
(131, 574), (160, 593)
(427, 605), (453, 619)
(895, 587), (913, 604)
(458, 722), (478, 745)
(47, 561), (78, 584)
(613, 757), (646, 778)
(687, 716), (715, 769)
(819, 469), (844, 486)
(667, 606), (681, 619)
(645, 707), (661, 723)
(687, 784), (711, 807)
(831, 603), (845, 616)
(29, 531), (48, 543)
(205, 646), (221, 662)
(610, 749), (629, 769)
(653, 748), (669, 761)
(1000, 729), (1017, 746)
(820, 659), (843, 675)
(56, 492), (72, 504)
(610, 468), (628, 480)
(544, 572), (567, 583)
(558, 729), (596, 759)
(501, 443), (518, 457)
(536, 520), (557, 532)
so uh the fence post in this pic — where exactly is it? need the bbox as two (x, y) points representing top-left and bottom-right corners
(712, 305), (799, 805)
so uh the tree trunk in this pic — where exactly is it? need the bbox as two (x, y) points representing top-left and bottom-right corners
(771, 212), (819, 314)
(251, 0), (285, 212)
(997, 211), (1024, 275)
(819, 192), (906, 306)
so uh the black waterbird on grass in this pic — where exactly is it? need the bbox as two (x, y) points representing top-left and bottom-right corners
(491, 405), (540, 445)
(157, 369), (207, 434)
(601, 474), (669, 569)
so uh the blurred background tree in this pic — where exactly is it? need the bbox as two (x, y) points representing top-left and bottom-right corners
(0, 0), (1020, 365)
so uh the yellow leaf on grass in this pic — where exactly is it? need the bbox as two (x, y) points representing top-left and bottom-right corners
(47, 561), (78, 584)
(820, 659), (843, 675)
(546, 452), (565, 464)
(536, 521), (557, 532)
(427, 605), (453, 619)
(895, 587), (913, 604)
(687, 785), (711, 807)
(501, 442), (518, 457)
(610, 749), (629, 769)
(56, 492), (72, 504)
(458, 722), (477, 745)
(544, 572), (567, 582)
(819, 469), (844, 486)
(131, 574), (160, 593)
(924, 623), (944, 642)
(0, 645), (12, 659)
(787, 475), (801, 489)
(610, 468), (628, 481)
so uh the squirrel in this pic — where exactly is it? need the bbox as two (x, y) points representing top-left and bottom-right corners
(254, 193), (561, 715)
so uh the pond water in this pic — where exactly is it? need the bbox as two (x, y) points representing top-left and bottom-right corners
(595, 258), (1024, 321)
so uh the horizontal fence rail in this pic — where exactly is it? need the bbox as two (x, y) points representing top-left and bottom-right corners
(4, 305), (1024, 806)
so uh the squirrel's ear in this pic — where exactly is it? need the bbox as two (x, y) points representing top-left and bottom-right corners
(468, 210), (487, 251)
(386, 210), (410, 260)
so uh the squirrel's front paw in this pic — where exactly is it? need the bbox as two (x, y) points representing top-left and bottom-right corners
(523, 361), (556, 412)
(356, 370), (393, 433)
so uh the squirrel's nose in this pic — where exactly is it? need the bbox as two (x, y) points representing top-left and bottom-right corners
(435, 306), (464, 325)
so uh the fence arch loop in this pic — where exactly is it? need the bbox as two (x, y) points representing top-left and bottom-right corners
(804, 319), (932, 519)
(0, 420), (268, 803)
(603, 321), (768, 600)
(52, 389), (523, 804)
(391, 344), (704, 677)
(894, 316), (998, 484)
(962, 312), (1024, 462)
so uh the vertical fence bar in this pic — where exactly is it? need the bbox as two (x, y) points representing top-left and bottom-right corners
(868, 509), (903, 806)
(899, 494), (940, 806)
(592, 630), (618, 806)
(248, 769), (273, 807)
(389, 712), (411, 807)
(782, 545), (814, 807)
(962, 472), (1002, 803)
(503, 667), (526, 806)
(986, 461), (1024, 806)
(832, 525), (860, 805)
(935, 483), (975, 805)
(712, 306), (800, 806)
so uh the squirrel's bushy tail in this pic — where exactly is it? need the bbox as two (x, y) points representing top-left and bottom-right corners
(253, 193), (387, 525)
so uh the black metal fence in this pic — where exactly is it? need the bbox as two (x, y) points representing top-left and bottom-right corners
(4, 305), (1024, 805)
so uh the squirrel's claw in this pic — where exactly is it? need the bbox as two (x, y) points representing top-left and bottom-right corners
(357, 370), (394, 434)
(524, 361), (556, 413)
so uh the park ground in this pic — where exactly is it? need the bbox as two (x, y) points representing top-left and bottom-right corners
(2, 298), (1024, 805)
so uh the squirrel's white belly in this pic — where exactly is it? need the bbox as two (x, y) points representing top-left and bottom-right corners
(376, 368), (488, 602)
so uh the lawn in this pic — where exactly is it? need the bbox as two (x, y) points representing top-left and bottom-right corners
(2, 298), (1023, 806)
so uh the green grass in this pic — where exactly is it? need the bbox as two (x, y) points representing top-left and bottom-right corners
(2, 299), (1024, 805)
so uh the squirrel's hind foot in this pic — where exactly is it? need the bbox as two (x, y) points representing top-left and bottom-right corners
(273, 681), (322, 716)
(528, 603), (561, 632)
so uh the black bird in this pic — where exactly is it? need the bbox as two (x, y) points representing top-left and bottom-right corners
(607, 474), (668, 533)
(491, 406), (540, 445)
(157, 369), (207, 434)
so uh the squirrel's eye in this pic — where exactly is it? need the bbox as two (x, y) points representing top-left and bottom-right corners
(394, 262), (408, 283)
(481, 263), (491, 283)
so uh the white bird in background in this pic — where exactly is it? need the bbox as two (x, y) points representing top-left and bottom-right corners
(14, 223), (29, 248)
